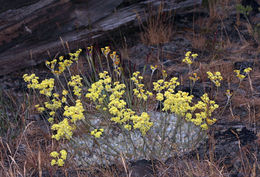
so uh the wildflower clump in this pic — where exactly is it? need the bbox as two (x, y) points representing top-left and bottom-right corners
(153, 77), (180, 101)
(40, 94), (62, 124)
(23, 74), (55, 97)
(23, 47), (222, 167)
(234, 69), (245, 80)
(23, 74), (39, 88)
(234, 67), (252, 81)
(50, 149), (67, 167)
(131, 71), (153, 101)
(101, 46), (111, 58)
(51, 118), (75, 140)
(45, 49), (82, 75)
(68, 75), (83, 97)
(86, 71), (153, 135)
(110, 51), (120, 69)
(191, 93), (219, 130)
(152, 76), (218, 130)
(163, 91), (194, 118)
(51, 99), (85, 140)
(182, 51), (198, 65)
(24, 75), (86, 141)
(63, 99), (85, 123)
(132, 112), (153, 136)
(207, 71), (223, 87)
(69, 49), (82, 61)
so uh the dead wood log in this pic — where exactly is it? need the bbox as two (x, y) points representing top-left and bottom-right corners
(0, 0), (202, 76)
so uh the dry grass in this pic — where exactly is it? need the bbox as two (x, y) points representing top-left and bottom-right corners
(206, 0), (237, 20)
(156, 157), (226, 177)
(190, 33), (207, 51)
(139, 3), (174, 46)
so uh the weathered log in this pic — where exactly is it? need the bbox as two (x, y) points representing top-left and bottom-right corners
(0, 0), (202, 76)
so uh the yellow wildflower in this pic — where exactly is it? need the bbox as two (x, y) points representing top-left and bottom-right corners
(226, 89), (233, 98)
(50, 151), (59, 158)
(182, 51), (198, 65)
(51, 159), (56, 166)
(244, 67), (252, 74)
(234, 70), (245, 80)
(57, 159), (64, 167)
(189, 73), (200, 82)
(150, 65), (158, 72)
(60, 150), (67, 160)
(207, 71), (223, 87)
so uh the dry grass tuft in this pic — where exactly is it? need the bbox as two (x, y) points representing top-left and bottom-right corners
(140, 3), (174, 45)
(190, 33), (207, 50)
(156, 158), (226, 177)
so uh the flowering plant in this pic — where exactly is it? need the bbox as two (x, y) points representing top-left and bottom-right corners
(23, 48), (220, 167)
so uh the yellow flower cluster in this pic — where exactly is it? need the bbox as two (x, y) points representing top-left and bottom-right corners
(234, 70), (245, 80)
(35, 104), (45, 113)
(23, 74), (55, 97)
(24, 73), (85, 140)
(234, 67), (252, 81)
(189, 73), (200, 82)
(163, 91), (194, 118)
(51, 118), (75, 140)
(131, 71), (153, 101)
(207, 71), (223, 87)
(64, 100), (85, 123)
(244, 67), (252, 73)
(37, 78), (55, 96)
(226, 89), (233, 98)
(86, 71), (153, 135)
(182, 51), (198, 65)
(153, 77), (180, 101)
(23, 74), (39, 88)
(191, 93), (218, 130)
(132, 112), (153, 136)
(108, 82), (129, 122)
(45, 49), (82, 75)
(68, 75), (83, 97)
(87, 46), (93, 55)
(150, 65), (158, 74)
(150, 65), (158, 72)
(91, 128), (104, 138)
(50, 149), (67, 167)
(153, 77), (218, 130)
(44, 98), (62, 110)
(85, 71), (109, 104)
(101, 46), (111, 58)
(110, 51), (120, 68)
(44, 97), (62, 123)
(61, 89), (68, 103)
(51, 99), (85, 140)
(69, 49), (82, 61)
(23, 74), (67, 124)
(153, 77), (179, 92)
